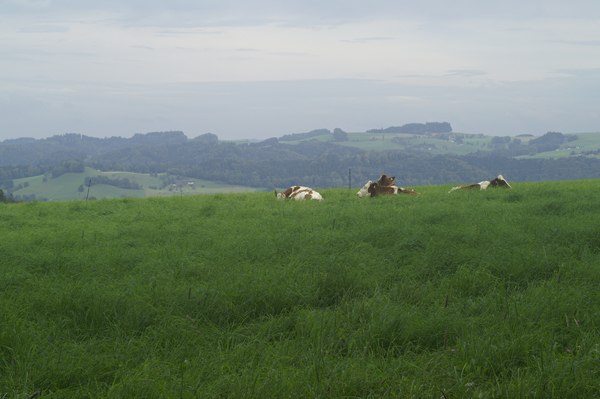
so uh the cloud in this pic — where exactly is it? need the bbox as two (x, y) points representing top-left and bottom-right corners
(2, 72), (599, 140)
(445, 70), (487, 78)
(18, 24), (69, 33)
(5, 1), (600, 28)
(2, 1), (600, 141)
(546, 39), (600, 47)
(341, 37), (395, 43)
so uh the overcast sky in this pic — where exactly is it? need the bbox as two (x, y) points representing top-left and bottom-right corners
(2, 0), (600, 141)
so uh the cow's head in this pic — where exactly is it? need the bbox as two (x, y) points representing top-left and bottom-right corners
(377, 174), (395, 187)
(490, 175), (512, 189)
(275, 186), (295, 199)
(356, 180), (374, 197)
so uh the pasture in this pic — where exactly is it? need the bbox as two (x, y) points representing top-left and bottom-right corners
(1, 180), (599, 398)
(10, 168), (261, 201)
(282, 131), (490, 154)
(282, 130), (600, 159)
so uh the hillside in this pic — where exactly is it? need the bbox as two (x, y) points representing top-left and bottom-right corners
(10, 167), (261, 201)
(2, 129), (600, 202)
(1, 181), (599, 397)
(279, 129), (600, 159)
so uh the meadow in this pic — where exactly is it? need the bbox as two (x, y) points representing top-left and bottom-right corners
(283, 131), (600, 159)
(11, 168), (260, 201)
(282, 131), (491, 154)
(1, 181), (599, 398)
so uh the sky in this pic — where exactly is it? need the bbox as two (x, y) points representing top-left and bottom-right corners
(1, 0), (600, 141)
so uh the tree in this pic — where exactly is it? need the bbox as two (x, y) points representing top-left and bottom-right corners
(332, 128), (349, 142)
(0, 189), (16, 203)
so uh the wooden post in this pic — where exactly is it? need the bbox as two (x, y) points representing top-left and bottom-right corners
(85, 178), (91, 201)
(348, 168), (352, 190)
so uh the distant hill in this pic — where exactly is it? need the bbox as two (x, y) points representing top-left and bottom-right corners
(279, 128), (332, 141)
(10, 167), (260, 202)
(367, 122), (452, 134)
(2, 129), (600, 201)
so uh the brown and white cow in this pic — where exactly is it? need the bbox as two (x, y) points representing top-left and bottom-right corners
(356, 174), (419, 197)
(275, 186), (323, 201)
(448, 175), (512, 193)
(376, 174), (396, 187)
(489, 175), (512, 188)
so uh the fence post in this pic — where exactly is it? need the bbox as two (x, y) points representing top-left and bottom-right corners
(348, 168), (352, 190)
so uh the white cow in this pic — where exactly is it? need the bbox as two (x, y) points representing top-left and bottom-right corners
(275, 186), (323, 201)
(448, 175), (512, 193)
(356, 181), (419, 197)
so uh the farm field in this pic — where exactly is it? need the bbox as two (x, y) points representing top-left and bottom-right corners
(281, 130), (600, 159)
(1, 181), (599, 397)
(339, 132), (490, 155)
(10, 167), (262, 201)
(282, 131), (491, 155)
(517, 132), (600, 160)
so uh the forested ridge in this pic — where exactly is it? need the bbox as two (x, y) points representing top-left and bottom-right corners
(2, 130), (600, 193)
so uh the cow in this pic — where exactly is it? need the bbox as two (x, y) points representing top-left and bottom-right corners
(376, 174), (396, 187)
(358, 173), (390, 197)
(448, 175), (512, 193)
(357, 173), (419, 197)
(356, 176), (419, 198)
(275, 186), (323, 201)
(489, 174), (512, 189)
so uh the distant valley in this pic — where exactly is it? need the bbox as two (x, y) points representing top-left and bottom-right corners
(2, 124), (600, 201)
(10, 168), (260, 202)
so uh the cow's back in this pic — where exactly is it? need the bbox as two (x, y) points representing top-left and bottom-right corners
(279, 186), (323, 201)
(291, 187), (323, 201)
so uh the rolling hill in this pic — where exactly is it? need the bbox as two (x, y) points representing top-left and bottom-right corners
(280, 129), (600, 159)
(3, 129), (600, 202)
(10, 167), (262, 201)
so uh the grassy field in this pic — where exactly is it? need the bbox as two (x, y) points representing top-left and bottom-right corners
(339, 132), (490, 155)
(282, 131), (600, 158)
(1, 181), (599, 398)
(282, 131), (491, 154)
(518, 132), (600, 159)
(11, 168), (262, 201)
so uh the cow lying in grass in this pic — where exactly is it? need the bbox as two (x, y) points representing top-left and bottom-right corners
(448, 175), (512, 193)
(489, 175), (512, 188)
(357, 182), (419, 197)
(275, 186), (323, 201)
(356, 174), (419, 198)
(376, 174), (396, 187)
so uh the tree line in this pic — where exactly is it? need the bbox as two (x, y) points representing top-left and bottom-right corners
(2, 131), (600, 197)
(367, 122), (452, 134)
(78, 176), (142, 192)
(0, 189), (16, 203)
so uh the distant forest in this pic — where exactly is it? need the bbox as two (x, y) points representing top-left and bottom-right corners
(367, 122), (453, 134)
(2, 129), (600, 195)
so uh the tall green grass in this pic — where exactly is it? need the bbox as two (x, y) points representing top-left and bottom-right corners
(1, 181), (599, 398)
